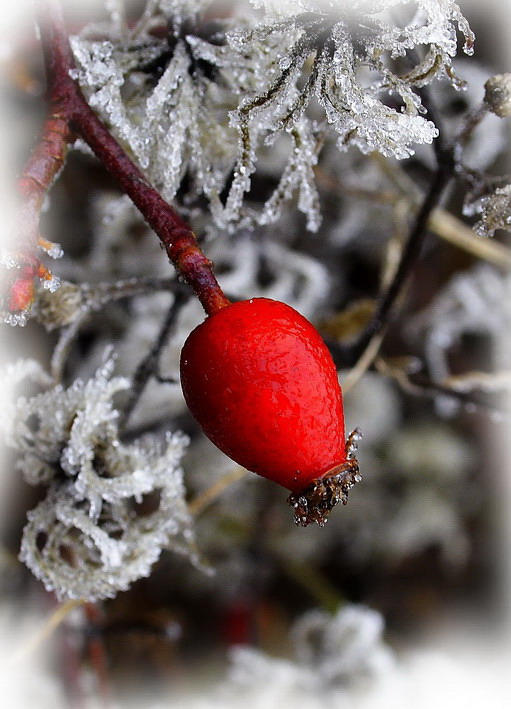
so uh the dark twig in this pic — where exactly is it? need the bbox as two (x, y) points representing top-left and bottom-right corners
(339, 157), (453, 366)
(381, 365), (511, 418)
(455, 101), (489, 145)
(407, 373), (510, 417)
(118, 287), (190, 432)
(334, 86), (456, 368)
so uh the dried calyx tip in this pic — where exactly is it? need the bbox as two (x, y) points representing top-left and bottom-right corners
(287, 429), (362, 527)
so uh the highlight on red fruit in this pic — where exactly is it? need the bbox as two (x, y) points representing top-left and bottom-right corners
(180, 298), (361, 526)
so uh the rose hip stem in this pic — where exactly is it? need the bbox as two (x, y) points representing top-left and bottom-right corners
(27, 0), (230, 316)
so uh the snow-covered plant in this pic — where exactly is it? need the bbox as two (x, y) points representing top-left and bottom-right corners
(69, 0), (474, 233)
(0, 0), (509, 704)
(217, 605), (393, 706)
(1, 356), (200, 601)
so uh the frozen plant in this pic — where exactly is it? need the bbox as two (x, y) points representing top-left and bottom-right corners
(213, 605), (394, 707)
(0, 0), (509, 701)
(1, 355), (200, 601)
(68, 0), (473, 234)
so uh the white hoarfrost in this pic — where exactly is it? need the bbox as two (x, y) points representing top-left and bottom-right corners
(1, 355), (201, 601)
(69, 0), (473, 232)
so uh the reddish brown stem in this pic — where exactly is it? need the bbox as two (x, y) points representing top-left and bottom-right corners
(17, 1), (76, 251)
(83, 603), (111, 708)
(19, 111), (73, 247)
(72, 101), (230, 315)
(17, 0), (230, 316)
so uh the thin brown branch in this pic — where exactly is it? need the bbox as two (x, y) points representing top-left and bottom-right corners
(332, 83), (456, 369)
(118, 287), (190, 432)
(83, 603), (111, 709)
(188, 467), (248, 517)
(376, 357), (510, 417)
(18, 0), (76, 249)
(10, 599), (85, 665)
(18, 112), (73, 247)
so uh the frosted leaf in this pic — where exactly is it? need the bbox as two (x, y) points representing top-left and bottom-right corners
(256, 122), (322, 232)
(70, 36), (151, 167)
(139, 0), (211, 34)
(315, 21), (439, 159)
(473, 185), (511, 238)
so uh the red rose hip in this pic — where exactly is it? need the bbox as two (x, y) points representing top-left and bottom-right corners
(180, 298), (361, 526)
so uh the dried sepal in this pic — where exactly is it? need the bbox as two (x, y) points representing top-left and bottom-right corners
(484, 73), (511, 118)
(287, 428), (362, 527)
(34, 281), (84, 330)
(474, 185), (511, 238)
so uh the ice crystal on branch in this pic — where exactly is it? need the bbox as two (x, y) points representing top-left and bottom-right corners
(2, 356), (199, 601)
(0, 238), (64, 327)
(69, 0), (472, 232)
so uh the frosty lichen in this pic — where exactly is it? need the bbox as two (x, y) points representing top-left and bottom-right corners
(69, 0), (473, 233)
(2, 356), (199, 601)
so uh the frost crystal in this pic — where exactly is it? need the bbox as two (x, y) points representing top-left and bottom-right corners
(2, 355), (199, 601)
(69, 0), (472, 232)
